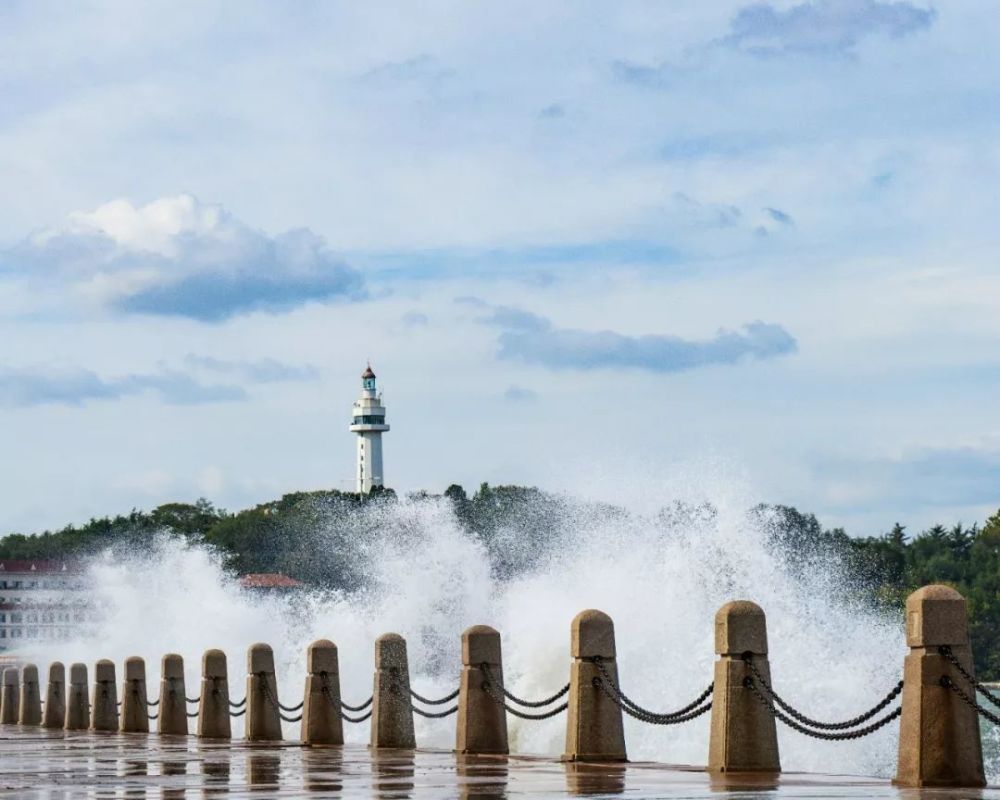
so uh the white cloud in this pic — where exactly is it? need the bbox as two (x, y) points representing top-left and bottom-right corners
(6, 195), (365, 321)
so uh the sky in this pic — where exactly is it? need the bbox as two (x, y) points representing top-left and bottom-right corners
(1, 0), (998, 536)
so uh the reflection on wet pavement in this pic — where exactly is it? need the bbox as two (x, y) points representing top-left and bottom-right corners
(1, 728), (999, 798)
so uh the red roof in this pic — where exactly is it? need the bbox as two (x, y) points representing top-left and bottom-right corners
(239, 573), (303, 589)
(0, 561), (77, 574)
(362, 364), (376, 379)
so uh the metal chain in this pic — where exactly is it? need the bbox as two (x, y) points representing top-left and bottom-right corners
(146, 698), (160, 707)
(743, 677), (901, 740)
(481, 679), (568, 720)
(185, 696), (201, 704)
(741, 654), (904, 730)
(320, 683), (372, 723)
(229, 708), (246, 718)
(279, 700), (304, 713)
(341, 695), (373, 712)
(590, 657), (713, 722)
(411, 702), (458, 718)
(940, 676), (1000, 726)
(409, 686), (460, 706)
(480, 663), (569, 708)
(939, 646), (1000, 709)
(257, 673), (302, 721)
(228, 697), (246, 708)
(186, 711), (200, 718)
(592, 677), (712, 725)
(147, 712), (158, 720)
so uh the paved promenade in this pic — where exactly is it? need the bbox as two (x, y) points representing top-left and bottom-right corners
(2, 728), (999, 798)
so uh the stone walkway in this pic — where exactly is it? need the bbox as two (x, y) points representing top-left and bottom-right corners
(1, 728), (998, 798)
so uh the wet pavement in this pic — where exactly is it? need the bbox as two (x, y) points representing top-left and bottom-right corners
(1, 728), (999, 798)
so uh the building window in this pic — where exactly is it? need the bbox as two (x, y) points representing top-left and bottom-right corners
(11, 629), (22, 638)
(0, 630), (5, 639)
(0, 613), (4, 623)
(10, 613), (22, 623)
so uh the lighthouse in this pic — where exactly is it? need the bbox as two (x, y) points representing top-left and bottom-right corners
(349, 364), (389, 493)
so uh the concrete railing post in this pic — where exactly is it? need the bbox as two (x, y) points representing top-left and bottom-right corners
(895, 585), (985, 788)
(198, 649), (232, 739)
(708, 600), (780, 773)
(564, 609), (627, 762)
(370, 633), (415, 749)
(42, 662), (65, 729)
(301, 639), (344, 746)
(1, 668), (19, 724)
(91, 659), (120, 732)
(18, 664), (42, 725)
(120, 656), (149, 733)
(456, 625), (508, 755)
(64, 663), (89, 730)
(158, 653), (188, 736)
(246, 643), (282, 741)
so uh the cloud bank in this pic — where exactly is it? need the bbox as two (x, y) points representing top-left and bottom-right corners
(726, 0), (937, 56)
(1, 355), (319, 408)
(484, 307), (797, 373)
(6, 195), (366, 321)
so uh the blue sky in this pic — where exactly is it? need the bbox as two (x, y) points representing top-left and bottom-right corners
(1, 0), (998, 535)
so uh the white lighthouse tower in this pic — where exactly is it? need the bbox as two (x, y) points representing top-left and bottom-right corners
(349, 364), (389, 493)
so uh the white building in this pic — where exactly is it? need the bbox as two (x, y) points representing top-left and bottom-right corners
(0, 561), (87, 650)
(349, 364), (389, 493)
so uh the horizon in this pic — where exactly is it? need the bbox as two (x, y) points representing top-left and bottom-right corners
(2, 2), (998, 537)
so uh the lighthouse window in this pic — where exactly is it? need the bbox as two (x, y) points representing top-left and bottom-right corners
(353, 415), (385, 425)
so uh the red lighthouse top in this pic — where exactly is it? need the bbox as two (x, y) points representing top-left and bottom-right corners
(362, 364), (376, 379)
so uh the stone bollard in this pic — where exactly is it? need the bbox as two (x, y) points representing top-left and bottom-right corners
(0, 668), (19, 724)
(246, 643), (282, 741)
(18, 664), (42, 726)
(708, 601), (780, 773)
(564, 610), (626, 762)
(120, 656), (149, 733)
(90, 659), (120, 732)
(895, 585), (985, 788)
(301, 639), (344, 746)
(370, 633), (415, 749)
(456, 625), (508, 755)
(43, 662), (65, 729)
(158, 653), (188, 736)
(64, 663), (89, 730)
(198, 649), (232, 739)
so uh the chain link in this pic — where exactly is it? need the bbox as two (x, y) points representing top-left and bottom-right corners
(940, 676), (1000, 726)
(185, 696), (201, 704)
(409, 686), (460, 706)
(590, 657), (713, 723)
(229, 708), (246, 718)
(480, 663), (569, 708)
(411, 702), (458, 718)
(741, 654), (904, 730)
(320, 683), (372, 723)
(939, 646), (1000, 709)
(743, 677), (901, 740)
(591, 677), (711, 725)
(480, 678), (568, 720)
